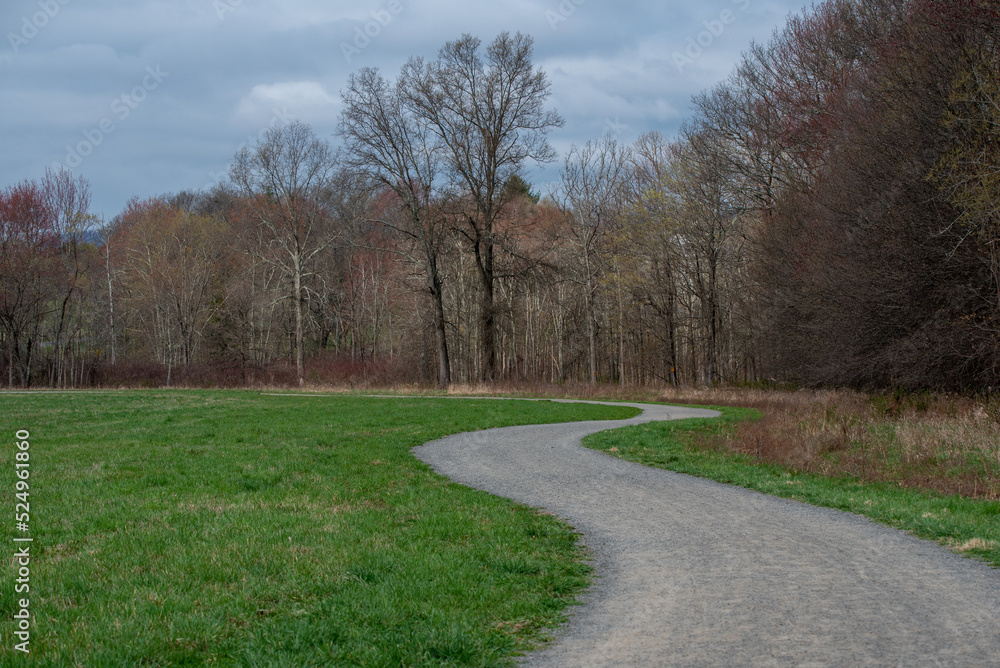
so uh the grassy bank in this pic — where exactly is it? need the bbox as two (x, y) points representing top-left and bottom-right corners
(584, 405), (1000, 568)
(0, 391), (638, 666)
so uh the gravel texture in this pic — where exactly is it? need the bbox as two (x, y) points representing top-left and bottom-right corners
(411, 399), (1000, 667)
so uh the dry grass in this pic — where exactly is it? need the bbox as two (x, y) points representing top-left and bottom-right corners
(950, 537), (1000, 552)
(730, 390), (1000, 499)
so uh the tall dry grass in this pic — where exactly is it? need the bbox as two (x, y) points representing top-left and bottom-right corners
(724, 389), (1000, 499)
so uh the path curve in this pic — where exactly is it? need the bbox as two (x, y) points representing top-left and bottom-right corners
(412, 399), (1000, 667)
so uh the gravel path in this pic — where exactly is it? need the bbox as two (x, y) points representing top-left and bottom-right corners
(412, 399), (1000, 667)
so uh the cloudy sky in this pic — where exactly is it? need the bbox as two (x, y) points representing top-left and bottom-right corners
(1, 0), (806, 217)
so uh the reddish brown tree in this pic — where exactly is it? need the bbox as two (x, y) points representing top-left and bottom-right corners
(0, 181), (58, 386)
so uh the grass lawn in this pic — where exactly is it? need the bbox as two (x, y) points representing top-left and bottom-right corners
(585, 405), (1000, 569)
(0, 391), (638, 667)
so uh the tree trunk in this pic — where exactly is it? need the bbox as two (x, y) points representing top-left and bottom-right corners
(430, 270), (450, 388)
(476, 236), (497, 382)
(585, 269), (597, 385)
(293, 256), (304, 387)
(617, 270), (625, 385)
(106, 243), (116, 366)
(666, 284), (678, 385)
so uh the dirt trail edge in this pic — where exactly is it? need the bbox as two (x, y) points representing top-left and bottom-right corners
(411, 399), (1000, 667)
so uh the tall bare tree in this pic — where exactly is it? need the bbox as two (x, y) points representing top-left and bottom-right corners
(624, 131), (682, 384)
(403, 32), (563, 381)
(672, 130), (744, 385)
(41, 167), (95, 386)
(230, 122), (340, 386)
(339, 66), (453, 387)
(559, 136), (629, 384)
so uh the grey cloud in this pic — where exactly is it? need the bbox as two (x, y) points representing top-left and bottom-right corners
(1, 0), (804, 215)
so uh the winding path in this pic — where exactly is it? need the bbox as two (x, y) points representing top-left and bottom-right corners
(412, 400), (1000, 667)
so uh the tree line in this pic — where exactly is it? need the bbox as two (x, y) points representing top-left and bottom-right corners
(2, 0), (997, 392)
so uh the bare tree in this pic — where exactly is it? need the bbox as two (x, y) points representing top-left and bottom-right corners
(933, 26), (1000, 325)
(230, 122), (340, 386)
(558, 136), (629, 384)
(403, 32), (563, 381)
(671, 130), (744, 385)
(623, 131), (682, 384)
(339, 66), (453, 387)
(0, 181), (57, 386)
(40, 167), (96, 386)
(114, 198), (229, 382)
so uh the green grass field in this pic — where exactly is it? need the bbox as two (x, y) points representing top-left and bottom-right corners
(585, 406), (1000, 568)
(0, 391), (638, 667)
